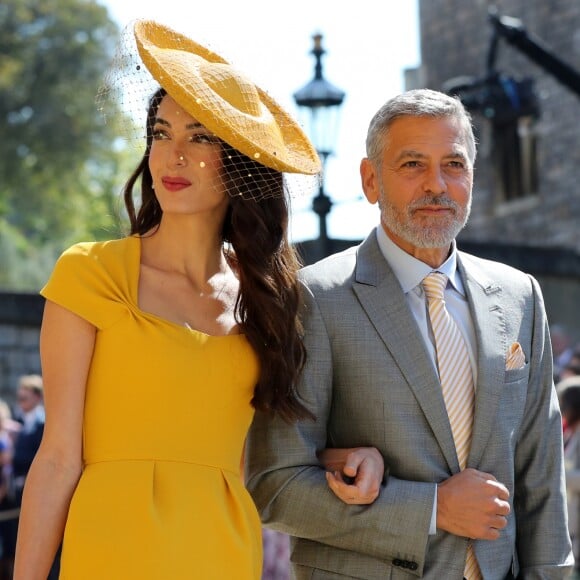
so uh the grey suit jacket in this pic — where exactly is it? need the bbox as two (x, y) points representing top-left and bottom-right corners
(246, 230), (573, 579)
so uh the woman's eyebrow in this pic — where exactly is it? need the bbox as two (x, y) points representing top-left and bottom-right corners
(153, 117), (205, 131)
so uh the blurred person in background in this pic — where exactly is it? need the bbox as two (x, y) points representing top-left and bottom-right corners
(558, 376), (580, 578)
(551, 324), (575, 382)
(0, 398), (18, 580)
(12, 374), (45, 503)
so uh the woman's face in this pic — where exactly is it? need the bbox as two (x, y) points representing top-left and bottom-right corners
(148, 95), (228, 221)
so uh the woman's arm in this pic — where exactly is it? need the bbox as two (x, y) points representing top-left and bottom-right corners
(14, 300), (96, 579)
(318, 447), (385, 505)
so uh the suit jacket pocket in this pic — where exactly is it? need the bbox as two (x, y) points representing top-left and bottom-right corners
(504, 362), (529, 384)
(499, 366), (529, 436)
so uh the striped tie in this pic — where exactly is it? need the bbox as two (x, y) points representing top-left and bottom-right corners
(422, 272), (481, 580)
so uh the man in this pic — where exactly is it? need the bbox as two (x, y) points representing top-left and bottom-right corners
(12, 373), (45, 500)
(246, 89), (573, 579)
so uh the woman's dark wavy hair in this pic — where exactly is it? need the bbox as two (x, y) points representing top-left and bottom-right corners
(123, 88), (313, 422)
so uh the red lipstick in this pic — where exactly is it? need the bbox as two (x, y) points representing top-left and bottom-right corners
(161, 176), (191, 192)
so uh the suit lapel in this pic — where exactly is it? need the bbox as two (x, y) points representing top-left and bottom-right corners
(457, 253), (507, 468)
(352, 233), (460, 473)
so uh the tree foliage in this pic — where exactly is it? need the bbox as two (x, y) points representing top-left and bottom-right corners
(0, 0), (132, 290)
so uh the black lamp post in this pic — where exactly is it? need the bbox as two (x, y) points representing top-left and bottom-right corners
(293, 33), (345, 256)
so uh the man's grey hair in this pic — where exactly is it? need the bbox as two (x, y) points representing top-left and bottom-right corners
(365, 88), (477, 165)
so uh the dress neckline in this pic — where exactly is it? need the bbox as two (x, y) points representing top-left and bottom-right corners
(127, 235), (244, 339)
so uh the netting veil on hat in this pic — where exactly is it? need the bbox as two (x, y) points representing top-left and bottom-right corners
(96, 19), (321, 201)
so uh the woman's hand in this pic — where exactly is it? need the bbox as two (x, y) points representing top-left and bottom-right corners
(317, 447), (384, 505)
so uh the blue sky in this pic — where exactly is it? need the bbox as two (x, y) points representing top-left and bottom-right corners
(99, 0), (421, 242)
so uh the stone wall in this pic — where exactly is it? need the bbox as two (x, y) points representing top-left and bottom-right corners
(0, 293), (43, 404)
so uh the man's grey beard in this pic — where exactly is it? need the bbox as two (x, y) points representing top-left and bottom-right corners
(380, 189), (471, 249)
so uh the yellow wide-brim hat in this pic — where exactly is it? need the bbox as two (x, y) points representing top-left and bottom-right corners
(133, 20), (321, 176)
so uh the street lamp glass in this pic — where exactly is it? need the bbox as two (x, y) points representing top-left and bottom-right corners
(293, 33), (345, 160)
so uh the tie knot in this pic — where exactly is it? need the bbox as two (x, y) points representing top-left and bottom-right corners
(422, 272), (448, 301)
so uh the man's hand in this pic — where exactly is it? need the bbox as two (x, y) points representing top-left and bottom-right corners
(437, 468), (511, 540)
(318, 447), (384, 505)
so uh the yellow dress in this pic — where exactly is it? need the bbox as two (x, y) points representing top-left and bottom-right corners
(41, 236), (262, 580)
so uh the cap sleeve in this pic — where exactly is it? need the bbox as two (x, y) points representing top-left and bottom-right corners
(41, 240), (133, 329)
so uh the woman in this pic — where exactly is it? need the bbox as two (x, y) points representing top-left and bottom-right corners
(14, 21), (382, 579)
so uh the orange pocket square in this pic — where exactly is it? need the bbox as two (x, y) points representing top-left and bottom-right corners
(506, 342), (526, 370)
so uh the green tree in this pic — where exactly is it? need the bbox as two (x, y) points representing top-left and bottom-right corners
(0, 0), (132, 290)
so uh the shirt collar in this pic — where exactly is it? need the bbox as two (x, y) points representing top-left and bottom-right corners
(375, 225), (465, 296)
(22, 406), (44, 428)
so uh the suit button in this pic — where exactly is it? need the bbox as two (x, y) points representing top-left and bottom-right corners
(409, 562), (418, 571)
(393, 558), (403, 567)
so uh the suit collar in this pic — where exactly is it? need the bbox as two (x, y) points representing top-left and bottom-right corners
(456, 252), (501, 295)
(354, 228), (387, 287)
(457, 252), (506, 467)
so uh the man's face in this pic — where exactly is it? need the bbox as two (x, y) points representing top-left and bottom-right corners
(17, 387), (41, 413)
(361, 115), (473, 263)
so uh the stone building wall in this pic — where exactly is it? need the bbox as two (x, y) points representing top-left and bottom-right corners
(0, 293), (43, 405)
(418, 0), (580, 250)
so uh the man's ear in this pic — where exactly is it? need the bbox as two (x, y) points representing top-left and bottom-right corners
(360, 158), (379, 204)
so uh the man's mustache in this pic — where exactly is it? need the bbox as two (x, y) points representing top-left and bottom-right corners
(409, 196), (459, 212)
